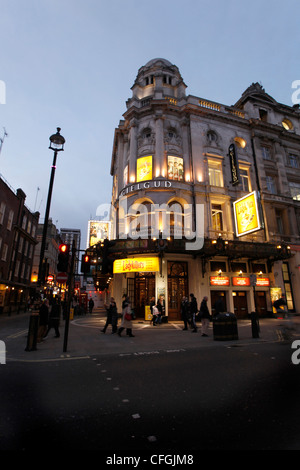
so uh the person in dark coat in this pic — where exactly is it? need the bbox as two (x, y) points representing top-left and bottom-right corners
(44, 297), (61, 338)
(189, 293), (198, 332)
(101, 297), (118, 334)
(89, 298), (94, 314)
(181, 296), (190, 330)
(199, 296), (210, 336)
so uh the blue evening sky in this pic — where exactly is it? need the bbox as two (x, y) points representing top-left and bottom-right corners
(0, 0), (299, 248)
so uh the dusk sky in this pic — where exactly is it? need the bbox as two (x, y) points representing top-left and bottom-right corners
(0, 0), (299, 249)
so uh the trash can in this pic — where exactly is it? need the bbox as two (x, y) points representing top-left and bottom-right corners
(25, 313), (39, 351)
(213, 312), (238, 341)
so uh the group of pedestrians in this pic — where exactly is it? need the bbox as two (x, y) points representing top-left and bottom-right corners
(37, 296), (61, 343)
(100, 292), (224, 338)
(150, 296), (165, 325)
(101, 294), (135, 337)
(181, 293), (219, 336)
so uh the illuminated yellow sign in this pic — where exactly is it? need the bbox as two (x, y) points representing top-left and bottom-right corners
(113, 257), (159, 273)
(137, 156), (152, 182)
(233, 191), (261, 237)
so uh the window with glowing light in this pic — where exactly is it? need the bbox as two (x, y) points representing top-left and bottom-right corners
(208, 160), (223, 187)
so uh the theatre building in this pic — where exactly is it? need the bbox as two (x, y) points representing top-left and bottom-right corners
(106, 58), (300, 320)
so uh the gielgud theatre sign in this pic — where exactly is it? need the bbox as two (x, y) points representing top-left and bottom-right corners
(119, 180), (172, 197)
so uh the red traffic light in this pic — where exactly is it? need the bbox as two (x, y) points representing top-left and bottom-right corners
(59, 243), (70, 253)
(81, 253), (91, 273)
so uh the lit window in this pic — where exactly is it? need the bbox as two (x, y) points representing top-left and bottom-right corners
(208, 161), (223, 187)
(212, 204), (223, 231)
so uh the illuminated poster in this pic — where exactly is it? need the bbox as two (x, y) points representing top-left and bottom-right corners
(113, 257), (159, 273)
(233, 191), (261, 237)
(88, 221), (109, 246)
(168, 156), (184, 181)
(137, 156), (152, 182)
(210, 276), (230, 286)
(232, 277), (250, 286)
(256, 278), (270, 287)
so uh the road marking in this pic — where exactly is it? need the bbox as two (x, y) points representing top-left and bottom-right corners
(7, 329), (28, 339)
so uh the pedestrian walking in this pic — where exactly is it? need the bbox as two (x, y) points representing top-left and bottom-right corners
(199, 296), (210, 336)
(154, 296), (165, 325)
(189, 293), (198, 332)
(44, 297), (61, 338)
(101, 297), (118, 334)
(118, 295), (134, 337)
(150, 297), (156, 325)
(89, 297), (94, 314)
(37, 298), (49, 342)
(181, 296), (190, 330)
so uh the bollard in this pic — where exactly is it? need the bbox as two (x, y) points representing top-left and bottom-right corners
(25, 313), (39, 351)
(250, 311), (260, 338)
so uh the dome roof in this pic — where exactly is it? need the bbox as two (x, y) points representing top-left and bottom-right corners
(144, 58), (173, 68)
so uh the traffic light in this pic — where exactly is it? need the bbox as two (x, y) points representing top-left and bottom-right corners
(57, 244), (70, 272)
(81, 254), (91, 274)
(102, 239), (115, 275)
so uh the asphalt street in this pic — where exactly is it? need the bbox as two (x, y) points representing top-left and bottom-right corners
(0, 310), (299, 457)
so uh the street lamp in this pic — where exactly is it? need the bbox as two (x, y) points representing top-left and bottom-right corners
(38, 128), (65, 286)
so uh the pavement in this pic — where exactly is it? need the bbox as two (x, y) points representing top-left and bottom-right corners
(2, 308), (300, 363)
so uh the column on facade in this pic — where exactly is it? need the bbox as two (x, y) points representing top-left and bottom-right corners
(274, 141), (289, 196)
(118, 132), (129, 238)
(123, 133), (129, 185)
(129, 120), (138, 182)
(155, 112), (165, 177)
(181, 117), (195, 183)
(117, 132), (124, 190)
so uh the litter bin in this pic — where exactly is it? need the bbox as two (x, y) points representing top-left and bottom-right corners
(213, 312), (238, 341)
(25, 313), (39, 351)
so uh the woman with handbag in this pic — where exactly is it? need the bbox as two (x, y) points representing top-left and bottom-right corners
(118, 295), (135, 337)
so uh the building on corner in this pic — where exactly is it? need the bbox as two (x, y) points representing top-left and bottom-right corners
(102, 58), (300, 320)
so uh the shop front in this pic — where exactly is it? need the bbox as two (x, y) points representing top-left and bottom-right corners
(112, 255), (190, 321)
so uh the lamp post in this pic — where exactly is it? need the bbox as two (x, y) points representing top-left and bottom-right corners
(38, 128), (65, 286)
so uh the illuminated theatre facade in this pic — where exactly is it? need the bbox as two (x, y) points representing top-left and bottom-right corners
(107, 58), (300, 320)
